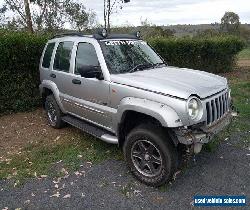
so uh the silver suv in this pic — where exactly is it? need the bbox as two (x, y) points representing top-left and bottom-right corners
(39, 31), (233, 186)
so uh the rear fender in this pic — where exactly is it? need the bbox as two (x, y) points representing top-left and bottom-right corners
(39, 80), (66, 113)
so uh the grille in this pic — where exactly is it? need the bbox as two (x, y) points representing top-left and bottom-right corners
(206, 91), (230, 125)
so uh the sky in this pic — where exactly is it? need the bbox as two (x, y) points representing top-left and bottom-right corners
(84, 0), (250, 26)
(1, 0), (250, 26)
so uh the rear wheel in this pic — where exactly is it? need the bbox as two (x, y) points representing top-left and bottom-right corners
(123, 124), (178, 187)
(45, 95), (65, 129)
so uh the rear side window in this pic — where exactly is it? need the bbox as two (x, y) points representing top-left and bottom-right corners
(42, 42), (55, 68)
(53, 41), (74, 72)
(75, 42), (99, 75)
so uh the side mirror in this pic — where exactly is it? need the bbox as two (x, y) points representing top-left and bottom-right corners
(77, 65), (104, 80)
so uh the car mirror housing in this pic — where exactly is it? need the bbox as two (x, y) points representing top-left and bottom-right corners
(78, 65), (104, 80)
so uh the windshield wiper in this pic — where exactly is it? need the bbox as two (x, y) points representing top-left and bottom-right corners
(129, 63), (153, 73)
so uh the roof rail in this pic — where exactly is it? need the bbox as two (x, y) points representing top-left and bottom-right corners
(52, 32), (86, 39)
(52, 31), (141, 40)
(93, 33), (140, 40)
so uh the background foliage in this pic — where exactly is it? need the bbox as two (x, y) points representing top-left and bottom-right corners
(1, 0), (96, 32)
(0, 31), (48, 114)
(148, 36), (245, 73)
(0, 31), (245, 114)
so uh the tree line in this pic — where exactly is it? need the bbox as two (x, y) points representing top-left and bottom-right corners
(0, 0), (249, 44)
(0, 0), (133, 33)
(0, 0), (97, 32)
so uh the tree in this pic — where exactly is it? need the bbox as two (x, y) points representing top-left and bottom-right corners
(104, 0), (130, 32)
(140, 18), (151, 27)
(4, 0), (96, 32)
(139, 18), (174, 39)
(195, 29), (220, 38)
(65, 1), (96, 32)
(0, 5), (7, 27)
(24, 0), (33, 32)
(5, 0), (29, 30)
(220, 11), (240, 35)
(240, 25), (250, 46)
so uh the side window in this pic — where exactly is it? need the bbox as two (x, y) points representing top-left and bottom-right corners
(75, 42), (99, 75)
(42, 42), (55, 68)
(53, 41), (74, 72)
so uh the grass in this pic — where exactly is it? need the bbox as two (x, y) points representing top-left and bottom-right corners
(227, 80), (250, 148)
(205, 71), (250, 151)
(238, 48), (250, 60)
(0, 132), (122, 181)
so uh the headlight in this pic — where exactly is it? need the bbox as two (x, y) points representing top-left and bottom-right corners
(187, 97), (203, 121)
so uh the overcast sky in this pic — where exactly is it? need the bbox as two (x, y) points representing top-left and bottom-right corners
(1, 0), (250, 26)
(84, 0), (250, 26)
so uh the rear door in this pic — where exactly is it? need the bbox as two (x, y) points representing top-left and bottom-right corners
(49, 41), (75, 112)
(40, 42), (56, 81)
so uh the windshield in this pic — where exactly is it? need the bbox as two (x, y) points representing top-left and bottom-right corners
(100, 40), (165, 74)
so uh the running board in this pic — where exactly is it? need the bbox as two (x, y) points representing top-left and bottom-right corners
(62, 115), (118, 144)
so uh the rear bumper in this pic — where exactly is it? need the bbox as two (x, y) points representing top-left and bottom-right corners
(174, 111), (233, 145)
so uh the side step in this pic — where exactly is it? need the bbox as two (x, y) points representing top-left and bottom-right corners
(62, 115), (118, 144)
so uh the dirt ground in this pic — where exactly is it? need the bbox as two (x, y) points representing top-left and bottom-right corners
(0, 109), (76, 158)
(238, 59), (250, 67)
(222, 66), (250, 82)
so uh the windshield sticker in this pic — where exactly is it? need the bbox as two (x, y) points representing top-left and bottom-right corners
(104, 40), (147, 46)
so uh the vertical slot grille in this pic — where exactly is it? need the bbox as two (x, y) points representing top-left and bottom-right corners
(206, 91), (229, 125)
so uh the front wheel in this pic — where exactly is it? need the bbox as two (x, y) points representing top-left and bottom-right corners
(123, 124), (178, 187)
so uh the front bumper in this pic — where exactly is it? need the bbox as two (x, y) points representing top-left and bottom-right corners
(174, 111), (234, 146)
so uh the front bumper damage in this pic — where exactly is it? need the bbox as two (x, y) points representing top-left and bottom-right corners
(174, 111), (235, 153)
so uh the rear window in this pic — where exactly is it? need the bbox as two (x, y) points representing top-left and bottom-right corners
(53, 41), (74, 73)
(42, 42), (55, 68)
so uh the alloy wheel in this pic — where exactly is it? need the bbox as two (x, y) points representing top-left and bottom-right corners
(47, 102), (57, 126)
(131, 140), (163, 177)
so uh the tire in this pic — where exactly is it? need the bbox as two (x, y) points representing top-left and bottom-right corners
(123, 124), (178, 187)
(45, 95), (65, 129)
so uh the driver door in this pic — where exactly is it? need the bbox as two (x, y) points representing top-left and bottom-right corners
(62, 42), (112, 129)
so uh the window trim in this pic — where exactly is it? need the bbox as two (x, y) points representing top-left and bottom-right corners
(52, 41), (74, 73)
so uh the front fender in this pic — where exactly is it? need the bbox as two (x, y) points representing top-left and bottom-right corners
(115, 97), (183, 130)
(39, 80), (66, 113)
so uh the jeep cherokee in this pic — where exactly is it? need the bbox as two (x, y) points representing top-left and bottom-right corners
(39, 31), (234, 186)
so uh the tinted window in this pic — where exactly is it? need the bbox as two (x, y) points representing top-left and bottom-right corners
(42, 42), (55, 68)
(75, 43), (99, 74)
(53, 42), (74, 72)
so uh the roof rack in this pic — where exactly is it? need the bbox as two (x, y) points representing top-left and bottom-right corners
(52, 32), (86, 39)
(93, 33), (140, 40)
(52, 31), (141, 40)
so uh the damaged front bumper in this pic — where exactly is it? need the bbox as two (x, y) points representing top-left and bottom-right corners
(174, 111), (235, 153)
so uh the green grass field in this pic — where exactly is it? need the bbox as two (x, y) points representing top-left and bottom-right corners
(238, 48), (250, 59)
(206, 68), (250, 151)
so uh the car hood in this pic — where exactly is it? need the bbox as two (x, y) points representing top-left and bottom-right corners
(110, 66), (228, 99)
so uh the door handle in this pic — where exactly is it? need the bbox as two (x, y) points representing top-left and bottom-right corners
(72, 79), (81, 85)
(50, 73), (56, 78)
